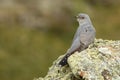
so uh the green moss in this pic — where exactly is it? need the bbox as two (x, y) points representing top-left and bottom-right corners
(36, 39), (120, 80)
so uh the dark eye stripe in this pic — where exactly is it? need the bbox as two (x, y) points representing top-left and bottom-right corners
(81, 17), (85, 19)
(77, 16), (85, 19)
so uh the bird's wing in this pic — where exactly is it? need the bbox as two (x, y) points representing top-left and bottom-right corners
(59, 38), (81, 66)
(67, 38), (81, 55)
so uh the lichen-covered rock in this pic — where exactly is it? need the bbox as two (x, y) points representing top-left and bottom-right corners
(35, 39), (120, 80)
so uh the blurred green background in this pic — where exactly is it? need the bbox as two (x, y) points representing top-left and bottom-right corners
(0, 0), (120, 80)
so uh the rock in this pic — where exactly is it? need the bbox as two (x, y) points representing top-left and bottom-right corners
(35, 39), (120, 80)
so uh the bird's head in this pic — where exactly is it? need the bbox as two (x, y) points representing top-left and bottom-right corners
(76, 13), (91, 24)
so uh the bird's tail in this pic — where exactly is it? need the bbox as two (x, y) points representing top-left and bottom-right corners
(59, 54), (69, 66)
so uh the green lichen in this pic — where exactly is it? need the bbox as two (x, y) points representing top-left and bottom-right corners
(35, 39), (120, 80)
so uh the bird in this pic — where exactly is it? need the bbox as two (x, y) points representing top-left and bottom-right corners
(59, 13), (96, 66)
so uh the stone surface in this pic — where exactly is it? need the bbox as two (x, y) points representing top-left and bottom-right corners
(35, 39), (120, 80)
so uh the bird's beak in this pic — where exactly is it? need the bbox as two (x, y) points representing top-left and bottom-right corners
(76, 15), (79, 18)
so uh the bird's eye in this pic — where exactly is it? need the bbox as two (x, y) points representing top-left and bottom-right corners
(80, 16), (85, 19)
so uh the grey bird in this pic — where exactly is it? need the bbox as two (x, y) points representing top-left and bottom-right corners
(59, 13), (96, 66)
